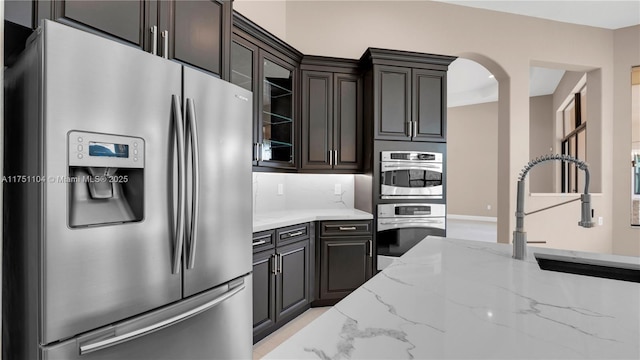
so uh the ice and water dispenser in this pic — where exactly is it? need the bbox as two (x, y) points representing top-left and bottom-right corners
(68, 131), (144, 227)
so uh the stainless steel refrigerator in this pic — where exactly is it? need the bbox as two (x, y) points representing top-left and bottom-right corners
(3, 20), (253, 359)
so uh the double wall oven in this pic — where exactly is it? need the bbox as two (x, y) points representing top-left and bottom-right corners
(377, 150), (445, 270)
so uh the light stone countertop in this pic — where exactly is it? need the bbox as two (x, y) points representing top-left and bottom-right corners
(264, 236), (640, 359)
(253, 209), (373, 233)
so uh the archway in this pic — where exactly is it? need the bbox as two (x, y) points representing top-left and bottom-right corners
(447, 53), (512, 244)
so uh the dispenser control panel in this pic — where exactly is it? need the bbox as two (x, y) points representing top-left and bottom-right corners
(68, 131), (144, 168)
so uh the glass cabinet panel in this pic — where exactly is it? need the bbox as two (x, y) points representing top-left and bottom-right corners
(230, 41), (253, 92)
(262, 58), (293, 164)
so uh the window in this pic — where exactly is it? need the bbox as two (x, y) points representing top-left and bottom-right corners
(561, 86), (587, 193)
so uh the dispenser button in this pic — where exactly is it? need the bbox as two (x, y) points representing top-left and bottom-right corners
(77, 154), (83, 159)
(133, 149), (138, 155)
(77, 137), (83, 143)
(77, 144), (83, 151)
(134, 142), (138, 147)
(134, 157), (138, 162)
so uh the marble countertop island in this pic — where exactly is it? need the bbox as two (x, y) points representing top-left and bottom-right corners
(264, 237), (640, 359)
(253, 209), (373, 233)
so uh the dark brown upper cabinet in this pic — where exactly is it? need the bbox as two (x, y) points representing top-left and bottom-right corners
(159, 0), (231, 78)
(24, 0), (231, 79)
(300, 57), (362, 172)
(361, 48), (456, 143)
(231, 12), (303, 171)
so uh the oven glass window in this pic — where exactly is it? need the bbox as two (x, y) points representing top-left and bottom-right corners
(377, 227), (446, 256)
(381, 169), (442, 188)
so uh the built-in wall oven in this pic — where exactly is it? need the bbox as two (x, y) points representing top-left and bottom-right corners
(377, 203), (446, 270)
(380, 151), (443, 199)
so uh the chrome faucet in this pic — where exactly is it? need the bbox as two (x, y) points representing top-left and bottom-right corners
(513, 154), (595, 260)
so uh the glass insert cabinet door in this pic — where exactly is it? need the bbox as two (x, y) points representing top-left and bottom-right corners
(260, 56), (294, 165)
(230, 38), (296, 167)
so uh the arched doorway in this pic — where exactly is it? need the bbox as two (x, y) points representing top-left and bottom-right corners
(446, 53), (511, 244)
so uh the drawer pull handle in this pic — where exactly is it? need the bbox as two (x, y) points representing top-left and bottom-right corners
(252, 240), (267, 246)
(527, 241), (547, 244)
(339, 226), (357, 231)
(288, 231), (304, 237)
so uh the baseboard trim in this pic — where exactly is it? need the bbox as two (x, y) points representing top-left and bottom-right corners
(447, 214), (497, 223)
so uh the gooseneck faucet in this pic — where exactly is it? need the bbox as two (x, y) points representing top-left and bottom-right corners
(513, 154), (595, 260)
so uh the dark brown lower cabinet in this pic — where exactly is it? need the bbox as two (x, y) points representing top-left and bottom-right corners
(252, 224), (311, 343)
(252, 248), (276, 340)
(276, 240), (311, 320)
(314, 220), (373, 306)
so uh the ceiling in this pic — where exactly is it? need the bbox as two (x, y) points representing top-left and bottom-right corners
(435, 1), (640, 30)
(439, 0), (640, 107)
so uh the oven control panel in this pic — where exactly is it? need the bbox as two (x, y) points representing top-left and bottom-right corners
(378, 203), (446, 218)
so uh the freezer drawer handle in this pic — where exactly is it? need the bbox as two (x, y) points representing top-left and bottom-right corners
(172, 95), (186, 274)
(79, 283), (246, 355)
(186, 98), (200, 270)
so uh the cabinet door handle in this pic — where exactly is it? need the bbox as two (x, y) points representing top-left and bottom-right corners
(406, 121), (413, 137)
(334, 150), (338, 166)
(255, 143), (260, 162)
(328, 149), (333, 166)
(277, 254), (283, 274)
(150, 26), (158, 55)
(271, 254), (277, 274)
(339, 226), (357, 231)
(162, 30), (169, 59)
(413, 121), (418, 138)
(368, 240), (373, 257)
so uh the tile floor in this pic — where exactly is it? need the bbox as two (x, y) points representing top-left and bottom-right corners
(446, 218), (497, 243)
(252, 307), (331, 359)
(252, 218), (497, 358)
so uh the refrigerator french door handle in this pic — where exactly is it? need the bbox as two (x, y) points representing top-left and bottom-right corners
(186, 98), (200, 270)
(172, 95), (186, 274)
(79, 283), (246, 355)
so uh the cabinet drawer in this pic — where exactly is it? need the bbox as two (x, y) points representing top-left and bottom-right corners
(320, 220), (373, 237)
(276, 223), (310, 246)
(252, 230), (275, 253)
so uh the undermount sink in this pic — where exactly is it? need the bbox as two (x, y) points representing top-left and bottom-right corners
(534, 253), (640, 283)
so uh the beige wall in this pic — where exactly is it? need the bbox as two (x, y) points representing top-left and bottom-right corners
(447, 102), (498, 218)
(448, 96), (562, 215)
(235, 1), (639, 256)
(529, 95), (554, 193)
(613, 25), (640, 256)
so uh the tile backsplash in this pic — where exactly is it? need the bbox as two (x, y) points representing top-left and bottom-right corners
(253, 173), (355, 213)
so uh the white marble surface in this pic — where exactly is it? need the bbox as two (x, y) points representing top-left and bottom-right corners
(264, 237), (640, 359)
(253, 209), (373, 233)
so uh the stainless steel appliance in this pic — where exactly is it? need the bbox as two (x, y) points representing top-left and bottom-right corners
(380, 150), (443, 199)
(377, 203), (446, 269)
(3, 20), (253, 359)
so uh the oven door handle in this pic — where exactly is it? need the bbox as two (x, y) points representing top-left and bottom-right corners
(377, 219), (445, 231)
(381, 163), (442, 171)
